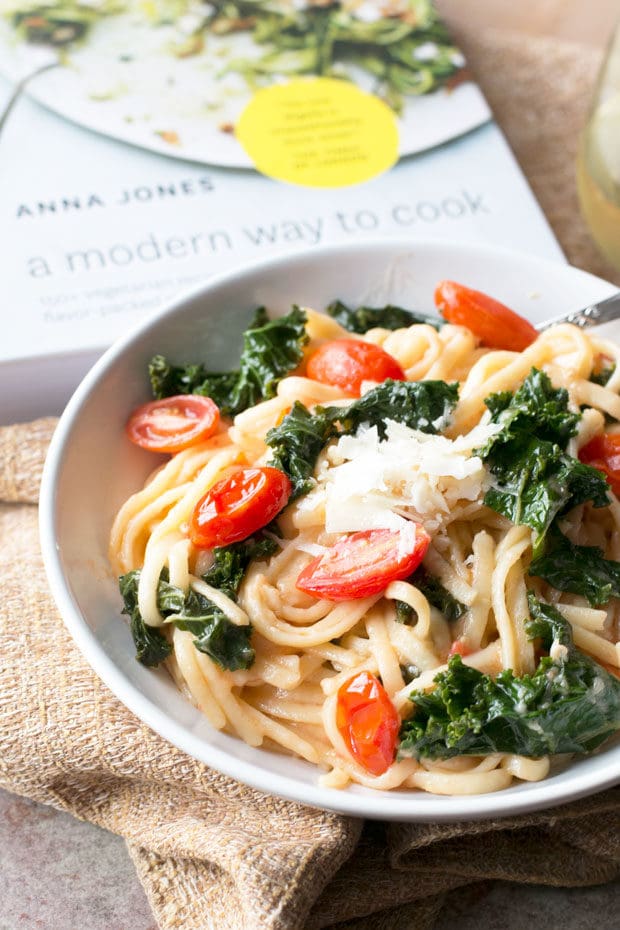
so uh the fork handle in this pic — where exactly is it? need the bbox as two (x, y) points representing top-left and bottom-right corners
(535, 291), (620, 332)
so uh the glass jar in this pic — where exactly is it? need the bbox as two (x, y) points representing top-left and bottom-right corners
(577, 24), (620, 271)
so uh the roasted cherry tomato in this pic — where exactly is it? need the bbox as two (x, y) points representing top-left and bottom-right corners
(336, 671), (399, 776)
(448, 639), (471, 658)
(126, 395), (220, 454)
(306, 339), (406, 397)
(578, 433), (620, 497)
(296, 526), (430, 601)
(434, 280), (538, 352)
(190, 466), (291, 549)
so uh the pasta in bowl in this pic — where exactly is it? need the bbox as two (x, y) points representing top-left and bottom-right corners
(40, 241), (620, 820)
(109, 277), (620, 796)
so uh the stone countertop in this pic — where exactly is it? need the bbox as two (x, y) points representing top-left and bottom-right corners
(1, 786), (618, 930)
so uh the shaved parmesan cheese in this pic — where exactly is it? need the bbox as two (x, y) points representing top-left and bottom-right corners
(296, 540), (330, 557)
(320, 419), (500, 537)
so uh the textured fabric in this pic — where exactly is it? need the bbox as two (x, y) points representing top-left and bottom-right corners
(1, 26), (620, 930)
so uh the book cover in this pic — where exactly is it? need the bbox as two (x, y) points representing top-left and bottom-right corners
(0, 0), (563, 422)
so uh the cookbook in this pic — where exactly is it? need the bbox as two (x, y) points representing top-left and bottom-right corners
(0, 0), (563, 422)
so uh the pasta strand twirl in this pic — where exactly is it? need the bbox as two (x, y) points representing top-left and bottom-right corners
(111, 312), (620, 794)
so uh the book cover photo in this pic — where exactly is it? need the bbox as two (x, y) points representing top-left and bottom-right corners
(0, 0), (563, 421)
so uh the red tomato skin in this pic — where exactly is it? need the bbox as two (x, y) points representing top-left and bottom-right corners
(296, 526), (431, 601)
(306, 339), (406, 396)
(434, 280), (538, 352)
(190, 466), (291, 549)
(126, 395), (220, 454)
(336, 671), (399, 776)
(578, 433), (620, 496)
(448, 639), (471, 658)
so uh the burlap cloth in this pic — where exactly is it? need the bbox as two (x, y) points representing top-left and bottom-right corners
(2, 27), (620, 930)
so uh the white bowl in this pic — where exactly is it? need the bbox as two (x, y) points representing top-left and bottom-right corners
(39, 240), (620, 821)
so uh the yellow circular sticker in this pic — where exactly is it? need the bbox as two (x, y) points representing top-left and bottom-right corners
(236, 77), (399, 188)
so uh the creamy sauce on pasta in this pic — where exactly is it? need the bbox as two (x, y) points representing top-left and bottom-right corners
(110, 308), (620, 794)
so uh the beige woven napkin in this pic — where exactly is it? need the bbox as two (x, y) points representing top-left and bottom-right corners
(1, 27), (620, 930)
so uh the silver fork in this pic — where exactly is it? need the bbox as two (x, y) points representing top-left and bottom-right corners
(536, 291), (620, 331)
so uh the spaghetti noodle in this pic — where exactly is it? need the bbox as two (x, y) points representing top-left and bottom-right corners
(110, 293), (620, 795)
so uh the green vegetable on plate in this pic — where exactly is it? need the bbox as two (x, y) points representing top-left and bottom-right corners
(479, 369), (609, 554)
(149, 306), (308, 417)
(399, 596), (620, 760)
(119, 534), (279, 670)
(325, 299), (440, 334)
(266, 378), (459, 497)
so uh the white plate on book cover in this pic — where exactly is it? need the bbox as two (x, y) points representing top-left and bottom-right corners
(0, 12), (490, 168)
(39, 240), (620, 821)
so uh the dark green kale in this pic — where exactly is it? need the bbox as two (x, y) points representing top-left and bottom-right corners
(326, 299), (440, 334)
(119, 535), (279, 671)
(202, 534), (279, 596)
(529, 525), (620, 607)
(171, 588), (255, 671)
(525, 593), (572, 648)
(395, 566), (467, 624)
(323, 379), (459, 440)
(119, 570), (175, 668)
(266, 380), (459, 496)
(480, 369), (609, 553)
(148, 306), (308, 416)
(483, 438), (609, 555)
(399, 596), (620, 760)
(590, 364), (616, 387)
(482, 368), (581, 450)
(395, 600), (415, 624)
(149, 356), (238, 411)
(266, 401), (335, 499)
(176, 535), (278, 669)
(174, 534), (279, 672)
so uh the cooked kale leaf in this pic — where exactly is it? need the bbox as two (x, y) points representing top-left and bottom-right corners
(148, 306), (308, 416)
(399, 596), (620, 760)
(119, 570), (175, 668)
(266, 379), (459, 496)
(266, 401), (334, 499)
(119, 535), (279, 670)
(326, 299), (440, 334)
(171, 588), (255, 671)
(149, 356), (238, 411)
(395, 600), (415, 624)
(483, 368), (581, 449)
(203, 534), (279, 596)
(179, 534), (279, 669)
(324, 379), (459, 440)
(590, 364), (616, 387)
(395, 566), (467, 624)
(480, 369), (609, 552)
(483, 437), (609, 554)
(529, 525), (620, 607)
(525, 593), (572, 648)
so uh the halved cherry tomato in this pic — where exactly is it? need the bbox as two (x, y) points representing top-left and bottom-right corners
(336, 671), (399, 776)
(296, 526), (430, 601)
(578, 433), (620, 496)
(306, 339), (406, 397)
(190, 466), (291, 549)
(126, 395), (220, 454)
(434, 280), (538, 352)
(448, 639), (471, 658)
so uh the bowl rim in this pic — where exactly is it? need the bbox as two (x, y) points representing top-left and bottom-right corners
(39, 238), (620, 821)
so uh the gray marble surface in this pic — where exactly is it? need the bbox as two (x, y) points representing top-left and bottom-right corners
(1, 786), (617, 930)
